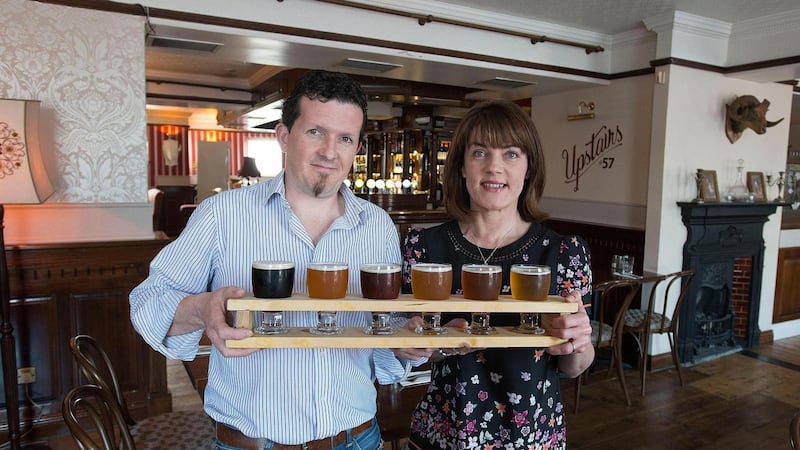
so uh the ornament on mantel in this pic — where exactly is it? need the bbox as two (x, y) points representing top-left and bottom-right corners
(725, 158), (753, 202)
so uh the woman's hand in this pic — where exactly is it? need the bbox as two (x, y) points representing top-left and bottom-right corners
(392, 316), (436, 360)
(395, 316), (480, 362)
(545, 290), (595, 377)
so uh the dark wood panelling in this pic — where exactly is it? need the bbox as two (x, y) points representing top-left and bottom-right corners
(1, 238), (170, 443)
(774, 247), (800, 323)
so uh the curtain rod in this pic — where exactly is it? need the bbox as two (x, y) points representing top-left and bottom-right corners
(298, 0), (604, 54)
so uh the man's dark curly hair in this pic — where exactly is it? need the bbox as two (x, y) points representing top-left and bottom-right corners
(280, 70), (368, 141)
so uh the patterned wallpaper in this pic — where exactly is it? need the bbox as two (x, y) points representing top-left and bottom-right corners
(0, 0), (146, 203)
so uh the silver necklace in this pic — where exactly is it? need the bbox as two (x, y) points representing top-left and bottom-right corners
(466, 226), (514, 265)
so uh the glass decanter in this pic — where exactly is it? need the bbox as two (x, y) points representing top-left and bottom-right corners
(726, 159), (752, 202)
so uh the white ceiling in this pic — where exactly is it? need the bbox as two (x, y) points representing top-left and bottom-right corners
(143, 0), (800, 120)
(437, 0), (800, 34)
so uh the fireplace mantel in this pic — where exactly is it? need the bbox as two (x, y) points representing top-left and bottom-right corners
(677, 201), (784, 363)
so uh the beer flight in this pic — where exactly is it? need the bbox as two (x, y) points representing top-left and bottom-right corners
(251, 261), (553, 337)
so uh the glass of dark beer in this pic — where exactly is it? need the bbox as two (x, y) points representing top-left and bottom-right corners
(252, 261), (294, 335)
(462, 264), (502, 335)
(360, 263), (401, 335)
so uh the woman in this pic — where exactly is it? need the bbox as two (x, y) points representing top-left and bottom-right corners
(401, 100), (594, 449)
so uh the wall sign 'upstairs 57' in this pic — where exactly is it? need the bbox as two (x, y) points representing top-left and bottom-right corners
(561, 124), (624, 192)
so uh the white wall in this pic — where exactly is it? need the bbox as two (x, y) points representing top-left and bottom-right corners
(646, 65), (793, 350)
(534, 75), (654, 229)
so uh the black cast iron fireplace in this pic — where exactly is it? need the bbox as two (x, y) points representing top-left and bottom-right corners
(677, 202), (782, 364)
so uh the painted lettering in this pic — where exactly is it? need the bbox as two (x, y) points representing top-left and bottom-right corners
(562, 125), (624, 192)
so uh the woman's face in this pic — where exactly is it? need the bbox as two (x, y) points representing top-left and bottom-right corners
(461, 141), (529, 214)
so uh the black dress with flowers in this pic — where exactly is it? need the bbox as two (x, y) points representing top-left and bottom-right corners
(401, 221), (592, 450)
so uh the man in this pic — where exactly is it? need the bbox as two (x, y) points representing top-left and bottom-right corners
(130, 70), (427, 449)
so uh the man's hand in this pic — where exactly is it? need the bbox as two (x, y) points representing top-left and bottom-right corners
(174, 286), (258, 358)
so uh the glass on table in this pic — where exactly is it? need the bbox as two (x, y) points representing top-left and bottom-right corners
(307, 262), (348, 335)
(510, 264), (551, 335)
(251, 261), (294, 335)
(360, 263), (401, 335)
(620, 255), (635, 274)
(461, 264), (502, 335)
(411, 263), (452, 335)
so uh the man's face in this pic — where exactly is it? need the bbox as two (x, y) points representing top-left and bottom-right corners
(277, 97), (363, 199)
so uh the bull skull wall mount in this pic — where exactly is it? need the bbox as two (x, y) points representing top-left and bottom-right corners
(725, 95), (784, 144)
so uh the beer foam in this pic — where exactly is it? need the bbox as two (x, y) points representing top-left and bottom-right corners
(462, 264), (502, 274)
(510, 264), (551, 275)
(361, 263), (401, 273)
(253, 261), (294, 270)
(308, 262), (348, 271)
(412, 263), (452, 272)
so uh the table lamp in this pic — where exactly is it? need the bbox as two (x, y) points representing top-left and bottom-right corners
(0, 98), (54, 449)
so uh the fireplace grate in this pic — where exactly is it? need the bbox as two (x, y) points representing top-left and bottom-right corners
(694, 312), (736, 358)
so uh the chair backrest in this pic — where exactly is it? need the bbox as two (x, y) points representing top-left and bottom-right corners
(62, 384), (136, 450)
(651, 270), (695, 332)
(152, 190), (166, 232)
(593, 279), (642, 346)
(791, 410), (800, 450)
(69, 335), (136, 426)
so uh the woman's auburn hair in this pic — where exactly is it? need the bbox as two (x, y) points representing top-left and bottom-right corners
(442, 100), (548, 223)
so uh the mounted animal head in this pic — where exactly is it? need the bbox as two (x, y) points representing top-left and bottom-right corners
(725, 95), (784, 144)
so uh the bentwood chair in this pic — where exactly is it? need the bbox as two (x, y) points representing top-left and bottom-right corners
(574, 279), (642, 413)
(791, 410), (800, 450)
(69, 335), (216, 450)
(623, 270), (694, 396)
(63, 384), (136, 450)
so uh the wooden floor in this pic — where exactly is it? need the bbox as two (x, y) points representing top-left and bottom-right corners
(563, 335), (800, 449)
(46, 335), (800, 449)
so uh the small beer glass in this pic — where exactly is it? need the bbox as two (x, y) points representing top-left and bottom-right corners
(510, 264), (551, 334)
(360, 263), (401, 335)
(252, 261), (294, 335)
(462, 264), (502, 335)
(411, 263), (452, 335)
(307, 262), (348, 335)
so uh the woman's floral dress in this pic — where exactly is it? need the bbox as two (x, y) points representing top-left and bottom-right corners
(401, 221), (592, 450)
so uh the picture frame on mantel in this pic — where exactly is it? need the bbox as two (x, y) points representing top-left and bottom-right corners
(746, 171), (767, 201)
(700, 169), (720, 202)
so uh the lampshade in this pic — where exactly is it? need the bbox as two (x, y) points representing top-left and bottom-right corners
(0, 99), (54, 204)
(238, 156), (261, 178)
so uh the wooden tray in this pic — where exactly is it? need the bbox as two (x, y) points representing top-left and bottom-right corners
(227, 294), (577, 313)
(225, 294), (577, 349)
(226, 326), (568, 349)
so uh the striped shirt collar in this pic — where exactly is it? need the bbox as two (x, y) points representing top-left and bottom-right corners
(259, 170), (367, 229)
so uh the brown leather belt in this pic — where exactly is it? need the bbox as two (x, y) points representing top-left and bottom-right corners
(215, 420), (373, 450)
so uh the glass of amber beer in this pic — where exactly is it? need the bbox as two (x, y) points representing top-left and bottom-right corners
(307, 262), (349, 335)
(361, 263), (401, 335)
(411, 263), (452, 335)
(462, 264), (502, 335)
(510, 264), (551, 334)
